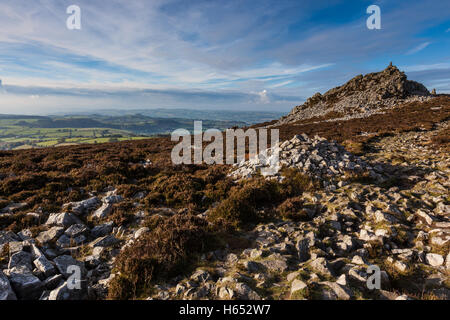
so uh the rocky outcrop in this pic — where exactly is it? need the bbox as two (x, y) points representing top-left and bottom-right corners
(229, 133), (375, 187)
(276, 64), (431, 124)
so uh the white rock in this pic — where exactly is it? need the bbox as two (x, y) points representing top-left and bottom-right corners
(290, 279), (307, 295)
(134, 227), (150, 239)
(425, 253), (444, 267)
(45, 212), (82, 227)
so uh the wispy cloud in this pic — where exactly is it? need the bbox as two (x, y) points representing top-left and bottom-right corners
(402, 62), (450, 72)
(0, 0), (449, 112)
(406, 42), (431, 55)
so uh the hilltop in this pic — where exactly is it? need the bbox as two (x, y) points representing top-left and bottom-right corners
(277, 63), (431, 125)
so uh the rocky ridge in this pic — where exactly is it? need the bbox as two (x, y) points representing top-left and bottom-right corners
(276, 64), (431, 125)
(229, 133), (377, 188)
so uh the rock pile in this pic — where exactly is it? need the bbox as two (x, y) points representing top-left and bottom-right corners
(0, 191), (127, 300)
(276, 64), (431, 124)
(229, 134), (373, 186)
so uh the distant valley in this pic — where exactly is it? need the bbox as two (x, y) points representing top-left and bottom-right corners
(0, 110), (284, 150)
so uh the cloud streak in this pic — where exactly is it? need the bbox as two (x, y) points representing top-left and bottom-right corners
(406, 42), (431, 55)
(0, 0), (449, 113)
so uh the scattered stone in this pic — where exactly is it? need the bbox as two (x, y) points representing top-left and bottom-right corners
(425, 253), (444, 267)
(33, 255), (56, 277)
(134, 227), (150, 239)
(45, 212), (82, 228)
(36, 227), (64, 244)
(65, 224), (89, 238)
(7, 266), (43, 299)
(92, 203), (113, 219)
(53, 255), (86, 279)
(44, 274), (64, 290)
(0, 270), (17, 300)
(66, 197), (101, 215)
(48, 281), (86, 300)
(0, 231), (20, 251)
(290, 279), (307, 295)
(235, 283), (260, 300)
(309, 258), (335, 277)
(8, 251), (32, 271)
(190, 270), (212, 283)
(90, 235), (119, 248)
(91, 222), (114, 238)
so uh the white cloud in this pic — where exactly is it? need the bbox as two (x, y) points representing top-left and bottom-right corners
(406, 42), (431, 55)
(402, 62), (450, 72)
(257, 90), (270, 104)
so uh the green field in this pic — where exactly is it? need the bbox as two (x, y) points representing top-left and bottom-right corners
(0, 113), (249, 150)
(0, 118), (150, 150)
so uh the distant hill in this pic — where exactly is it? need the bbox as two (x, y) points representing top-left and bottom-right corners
(53, 108), (285, 124)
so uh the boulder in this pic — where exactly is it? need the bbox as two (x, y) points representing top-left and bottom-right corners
(309, 257), (335, 277)
(92, 203), (112, 219)
(48, 281), (86, 300)
(65, 224), (89, 238)
(320, 281), (352, 300)
(425, 253), (444, 267)
(260, 257), (288, 273)
(7, 266), (43, 299)
(91, 221), (114, 238)
(33, 255), (56, 277)
(17, 229), (33, 241)
(243, 261), (263, 273)
(45, 212), (82, 228)
(8, 251), (33, 271)
(290, 279), (307, 295)
(66, 197), (101, 215)
(190, 270), (212, 283)
(0, 230), (20, 252)
(56, 234), (87, 248)
(8, 241), (29, 255)
(54, 255), (86, 279)
(89, 235), (119, 248)
(235, 283), (260, 300)
(103, 194), (123, 204)
(43, 274), (64, 290)
(0, 270), (17, 300)
(36, 226), (64, 244)
(296, 237), (311, 262)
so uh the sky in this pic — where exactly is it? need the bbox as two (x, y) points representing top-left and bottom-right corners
(0, 0), (449, 114)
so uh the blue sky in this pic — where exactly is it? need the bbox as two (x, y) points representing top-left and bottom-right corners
(0, 0), (449, 114)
